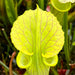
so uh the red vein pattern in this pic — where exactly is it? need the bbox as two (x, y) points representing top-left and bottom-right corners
(11, 7), (64, 57)
(11, 6), (64, 75)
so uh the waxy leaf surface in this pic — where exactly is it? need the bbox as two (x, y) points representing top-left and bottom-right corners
(10, 5), (64, 75)
(11, 6), (64, 58)
(16, 51), (32, 68)
(51, 0), (71, 12)
(59, 0), (75, 3)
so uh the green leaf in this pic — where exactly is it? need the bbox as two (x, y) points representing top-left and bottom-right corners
(16, 51), (32, 68)
(11, 5), (64, 58)
(50, 4), (64, 25)
(38, 0), (44, 10)
(10, 5), (64, 75)
(0, 0), (5, 16)
(5, 0), (17, 24)
(17, 0), (23, 7)
(51, 68), (58, 75)
(51, 0), (71, 12)
(72, 41), (75, 46)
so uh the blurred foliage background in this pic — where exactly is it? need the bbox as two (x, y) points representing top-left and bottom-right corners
(0, 0), (75, 75)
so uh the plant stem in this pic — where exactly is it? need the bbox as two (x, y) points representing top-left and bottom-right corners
(73, 28), (75, 41)
(38, 0), (44, 10)
(51, 68), (58, 75)
(2, 28), (16, 51)
(0, 60), (17, 75)
(44, 0), (49, 9)
(63, 12), (70, 68)
(68, 11), (75, 23)
(69, 23), (72, 52)
(2, 54), (8, 75)
(17, 0), (23, 7)
(15, 0), (18, 18)
(9, 52), (16, 75)
(27, 0), (32, 10)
